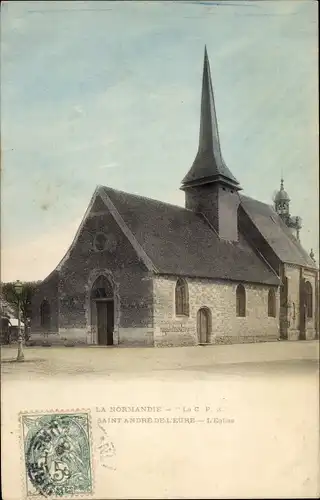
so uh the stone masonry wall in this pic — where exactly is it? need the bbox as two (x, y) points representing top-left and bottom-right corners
(58, 198), (154, 345)
(284, 264), (318, 341)
(284, 264), (300, 341)
(153, 275), (279, 347)
(31, 195), (154, 346)
(31, 271), (59, 334)
(302, 267), (318, 341)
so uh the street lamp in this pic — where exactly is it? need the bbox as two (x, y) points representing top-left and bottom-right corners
(14, 280), (24, 362)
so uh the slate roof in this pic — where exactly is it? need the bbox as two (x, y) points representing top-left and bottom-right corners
(102, 186), (279, 285)
(240, 195), (317, 270)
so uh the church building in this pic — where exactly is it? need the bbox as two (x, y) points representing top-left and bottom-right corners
(31, 48), (319, 347)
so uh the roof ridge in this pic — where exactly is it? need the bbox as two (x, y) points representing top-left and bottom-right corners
(98, 188), (156, 272)
(34, 184), (280, 286)
(197, 212), (220, 237)
(40, 187), (102, 281)
(101, 185), (193, 212)
(241, 194), (317, 270)
(240, 194), (274, 210)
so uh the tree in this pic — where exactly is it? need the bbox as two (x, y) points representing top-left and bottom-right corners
(1, 281), (41, 338)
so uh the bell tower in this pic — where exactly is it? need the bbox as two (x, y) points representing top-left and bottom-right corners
(274, 178), (290, 220)
(181, 47), (242, 242)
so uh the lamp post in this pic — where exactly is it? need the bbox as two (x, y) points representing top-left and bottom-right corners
(14, 280), (24, 362)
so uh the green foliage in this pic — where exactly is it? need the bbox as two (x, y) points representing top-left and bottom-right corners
(1, 281), (41, 325)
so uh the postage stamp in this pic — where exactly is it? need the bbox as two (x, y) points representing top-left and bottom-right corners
(21, 411), (93, 497)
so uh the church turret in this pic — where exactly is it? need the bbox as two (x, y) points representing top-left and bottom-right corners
(274, 178), (290, 218)
(274, 178), (302, 241)
(181, 47), (242, 242)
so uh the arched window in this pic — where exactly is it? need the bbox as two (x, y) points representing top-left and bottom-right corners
(305, 281), (313, 318)
(175, 278), (189, 316)
(40, 300), (51, 329)
(268, 289), (276, 317)
(236, 284), (246, 317)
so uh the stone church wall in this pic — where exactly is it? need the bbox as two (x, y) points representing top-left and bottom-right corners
(31, 271), (60, 337)
(302, 267), (318, 341)
(57, 203), (154, 345)
(30, 193), (317, 348)
(284, 264), (318, 341)
(284, 264), (301, 341)
(31, 196), (154, 346)
(153, 275), (279, 347)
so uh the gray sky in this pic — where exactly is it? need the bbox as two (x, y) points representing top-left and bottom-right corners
(1, 0), (318, 282)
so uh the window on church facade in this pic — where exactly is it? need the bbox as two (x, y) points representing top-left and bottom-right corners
(94, 232), (107, 252)
(175, 278), (189, 316)
(40, 300), (51, 329)
(236, 284), (246, 317)
(305, 281), (313, 318)
(268, 289), (276, 317)
(91, 276), (113, 299)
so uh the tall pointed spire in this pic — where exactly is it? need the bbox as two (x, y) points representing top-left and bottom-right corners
(181, 46), (241, 191)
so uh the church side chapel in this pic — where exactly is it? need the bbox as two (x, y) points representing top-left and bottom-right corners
(31, 48), (319, 347)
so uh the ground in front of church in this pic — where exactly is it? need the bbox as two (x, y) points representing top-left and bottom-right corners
(1, 339), (318, 380)
(2, 340), (319, 498)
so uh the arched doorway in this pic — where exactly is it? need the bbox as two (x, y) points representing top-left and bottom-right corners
(90, 275), (114, 346)
(197, 307), (211, 344)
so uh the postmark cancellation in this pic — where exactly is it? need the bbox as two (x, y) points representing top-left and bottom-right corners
(20, 410), (93, 498)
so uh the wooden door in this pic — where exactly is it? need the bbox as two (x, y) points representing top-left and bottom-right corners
(106, 301), (114, 346)
(197, 308), (210, 344)
(97, 302), (108, 345)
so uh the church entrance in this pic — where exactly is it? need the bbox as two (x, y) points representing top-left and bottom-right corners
(96, 300), (114, 346)
(91, 275), (115, 346)
(197, 307), (211, 344)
